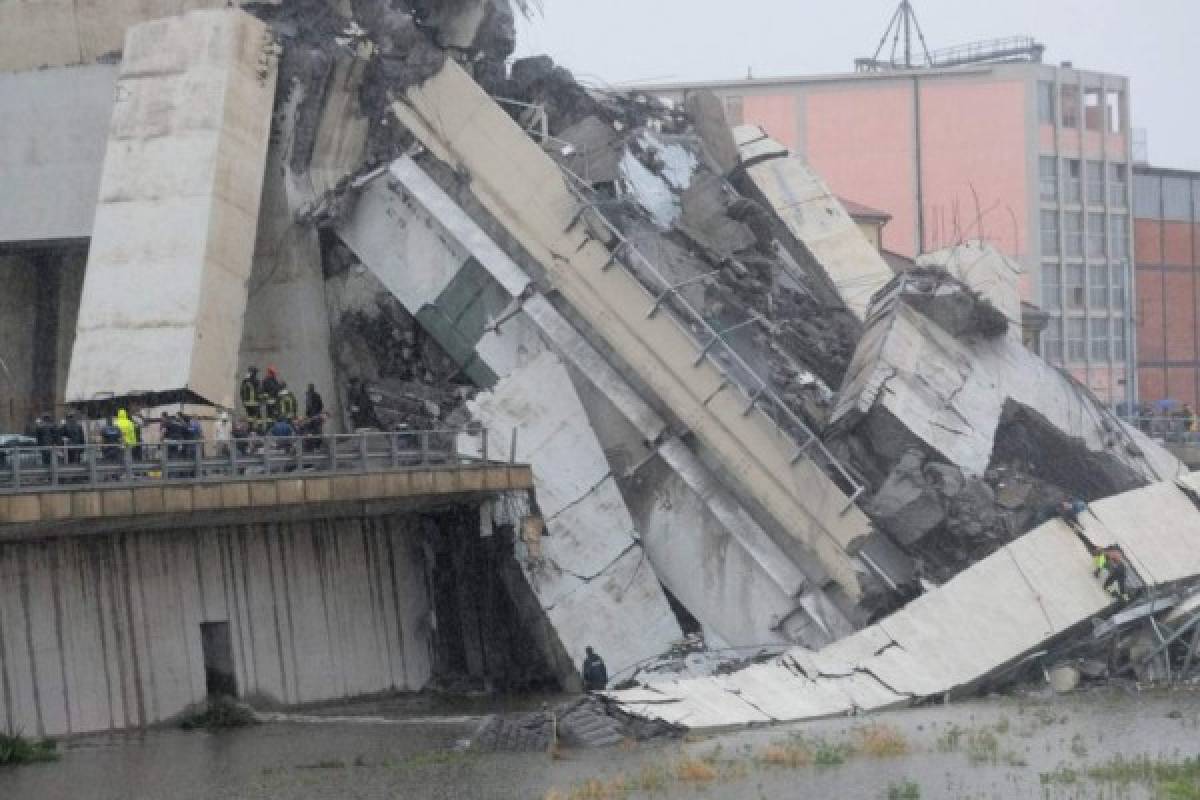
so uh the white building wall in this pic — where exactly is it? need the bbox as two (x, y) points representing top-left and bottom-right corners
(0, 517), (433, 737)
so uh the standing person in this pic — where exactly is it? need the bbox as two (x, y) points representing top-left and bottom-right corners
(240, 367), (262, 423)
(214, 411), (232, 458)
(581, 646), (608, 692)
(305, 383), (324, 418)
(100, 417), (123, 465)
(261, 367), (282, 422)
(114, 409), (137, 451)
(62, 412), (86, 465)
(34, 413), (56, 466)
(278, 383), (298, 420)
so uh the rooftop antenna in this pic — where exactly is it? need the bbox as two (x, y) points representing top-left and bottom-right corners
(856, 1), (1045, 72)
(861, 1), (932, 71)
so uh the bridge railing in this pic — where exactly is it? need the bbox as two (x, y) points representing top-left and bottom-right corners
(1121, 416), (1200, 445)
(0, 429), (502, 494)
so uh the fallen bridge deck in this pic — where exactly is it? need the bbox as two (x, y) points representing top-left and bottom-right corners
(610, 474), (1200, 730)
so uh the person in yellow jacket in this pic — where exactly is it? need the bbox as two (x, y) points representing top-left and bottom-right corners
(114, 409), (137, 449)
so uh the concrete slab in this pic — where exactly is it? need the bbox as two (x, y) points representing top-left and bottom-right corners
(66, 9), (277, 408)
(249, 481), (278, 508)
(735, 125), (895, 321)
(393, 62), (872, 606)
(613, 477), (1200, 730)
(101, 490), (133, 518)
(132, 487), (165, 515)
(304, 478), (332, 504)
(39, 493), (73, 521)
(220, 483), (250, 509)
(163, 487), (194, 514)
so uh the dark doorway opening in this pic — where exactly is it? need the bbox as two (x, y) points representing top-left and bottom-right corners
(201, 621), (237, 698)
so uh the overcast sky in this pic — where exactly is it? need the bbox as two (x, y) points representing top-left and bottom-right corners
(516, 0), (1198, 171)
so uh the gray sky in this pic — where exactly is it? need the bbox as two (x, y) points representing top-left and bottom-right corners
(516, 0), (1198, 171)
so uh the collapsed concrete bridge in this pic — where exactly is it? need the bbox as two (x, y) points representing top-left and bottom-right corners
(0, 0), (1193, 738)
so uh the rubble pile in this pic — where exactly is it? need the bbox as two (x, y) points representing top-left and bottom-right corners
(830, 267), (1183, 583)
(248, 0), (1181, 655)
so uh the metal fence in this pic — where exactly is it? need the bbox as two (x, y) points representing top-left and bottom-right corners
(0, 429), (502, 494)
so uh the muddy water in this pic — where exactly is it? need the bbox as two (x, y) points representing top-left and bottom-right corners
(4, 688), (1200, 799)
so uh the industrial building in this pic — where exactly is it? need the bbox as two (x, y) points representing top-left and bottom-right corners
(641, 10), (1137, 408)
(1134, 164), (1200, 409)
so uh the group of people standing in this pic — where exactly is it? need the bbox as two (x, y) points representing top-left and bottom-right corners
(238, 365), (326, 442)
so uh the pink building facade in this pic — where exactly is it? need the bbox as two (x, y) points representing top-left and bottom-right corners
(648, 63), (1137, 408)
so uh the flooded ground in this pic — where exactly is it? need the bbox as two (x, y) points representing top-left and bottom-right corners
(3, 686), (1200, 799)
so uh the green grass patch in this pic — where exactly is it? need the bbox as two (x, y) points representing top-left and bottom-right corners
(0, 733), (58, 767)
(886, 779), (921, 799)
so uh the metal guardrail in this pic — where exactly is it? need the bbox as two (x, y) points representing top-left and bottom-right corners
(0, 429), (502, 494)
(1122, 416), (1200, 445)
(559, 169), (866, 509)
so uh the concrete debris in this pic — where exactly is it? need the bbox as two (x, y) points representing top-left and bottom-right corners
(830, 266), (1186, 580)
(918, 240), (1025, 341)
(611, 477), (1200, 730)
(734, 125), (897, 321)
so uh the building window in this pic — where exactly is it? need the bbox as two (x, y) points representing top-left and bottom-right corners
(1134, 174), (1161, 218)
(1087, 212), (1106, 258)
(1040, 210), (1060, 256)
(1109, 214), (1129, 258)
(1084, 88), (1104, 131)
(1039, 156), (1058, 202)
(1061, 85), (1080, 129)
(1105, 90), (1124, 133)
(1164, 176), (1192, 221)
(1109, 163), (1128, 207)
(1112, 318), (1127, 360)
(1065, 263), (1085, 309)
(1038, 81), (1056, 124)
(1067, 317), (1086, 362)
(1090, 318), (1109, 360)
(1041, 264), (1062, 310)
(1064, 159), (1082, 204)
(1086, 160), (1105, 206)
(723, 95), (744, 126)
(1064, 211), (1084, 258)
(1043, 319), (1063, 361)
(1089, 263), (1109, 308)
(1111, 261), (1128, 310)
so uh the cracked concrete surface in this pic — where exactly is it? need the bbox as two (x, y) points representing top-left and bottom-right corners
(613, 476), (1200, 730)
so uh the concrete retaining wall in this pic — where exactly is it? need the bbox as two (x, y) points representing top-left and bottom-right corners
(0, 514), (433, 737)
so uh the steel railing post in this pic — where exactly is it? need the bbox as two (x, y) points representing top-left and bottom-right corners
(482, 429), (489, 464)
(87, 446), (97, 485)
(49, 447), (59, 487)
(122, 446), (133, 483)
(359, 433), (369, 472)
(12, 449), (21, 490)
